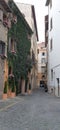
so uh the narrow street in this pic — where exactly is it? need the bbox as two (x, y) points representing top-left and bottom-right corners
(0, 89), (60, 130)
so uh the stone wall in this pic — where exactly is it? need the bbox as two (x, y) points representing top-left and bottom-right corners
(0, 22), (7, 44)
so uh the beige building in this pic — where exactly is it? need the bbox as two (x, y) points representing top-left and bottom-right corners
(16, 3), (38, 90)
(0, 0), (11, 98)
(37, 42), (47, 87)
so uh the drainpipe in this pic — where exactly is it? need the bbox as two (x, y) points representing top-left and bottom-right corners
(56, 78), (59, 96)
(54, 72), (55, 95)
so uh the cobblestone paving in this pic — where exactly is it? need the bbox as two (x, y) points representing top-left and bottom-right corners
(0, 88), (60, 130)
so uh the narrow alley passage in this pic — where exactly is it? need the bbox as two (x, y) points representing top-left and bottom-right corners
(0, 89), (60, 130)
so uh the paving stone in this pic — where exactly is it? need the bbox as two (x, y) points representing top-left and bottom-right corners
(0, 88), (60, 130)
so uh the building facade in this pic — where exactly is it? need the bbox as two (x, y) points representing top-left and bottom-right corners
(46, 0), (60, 96)
(16, 3), (38, 89)
(0, 0), (33, 98)
(37, 42), (47, 87)
(0, 0), (11, 98)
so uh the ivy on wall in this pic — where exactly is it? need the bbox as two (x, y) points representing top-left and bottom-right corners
(8, 0), (32, 90)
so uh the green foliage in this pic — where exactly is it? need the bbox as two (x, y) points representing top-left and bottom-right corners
(4, 81), (8, 93)
(8, 74), (15, 92)
(11, 79), (15, 92)
(8, 0), (32, 92)
(8, 74), (16, 92)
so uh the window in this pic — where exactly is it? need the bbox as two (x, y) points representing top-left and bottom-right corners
(9, 38), (16, 53)
(42, 75), (45, 78)
(8, 66), (13, 75)
(50, 38), (53, 51)
(37, 49), (39, 54)
(41, 58), (45, 64)
(41, 67), (45, 73)
(50, 18), (53, 30)
(51, 69), (53, 80)
(50, 0), (52, 8)
(0, 41), (5, 55)
(42, 52), (45, 56)
(46, 23), (48, 30)
(11, 38), (15, 52)
(8, 66), (12, 75)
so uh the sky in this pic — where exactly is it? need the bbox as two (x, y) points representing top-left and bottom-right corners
(14, 0), (48, 42)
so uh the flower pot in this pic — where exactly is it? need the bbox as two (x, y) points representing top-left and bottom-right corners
(3, 93), (7, 99)
(11, 92), (15, 98)
(28, 90), (31, 94)
(8, 89), (11, 98)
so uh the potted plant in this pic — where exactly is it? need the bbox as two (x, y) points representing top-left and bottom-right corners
(11, 79), (16, 98)
(8, 74), (16, 98)
(3, 81), (8, 99)
(27, 70), (32, 94)
(21, 76), (25, 95)
(28, 83), (31, 94)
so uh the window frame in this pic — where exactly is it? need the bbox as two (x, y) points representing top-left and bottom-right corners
(8, 37), (16, 53)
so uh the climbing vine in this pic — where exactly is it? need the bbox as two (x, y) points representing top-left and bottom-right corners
(8, 0), (32, 92)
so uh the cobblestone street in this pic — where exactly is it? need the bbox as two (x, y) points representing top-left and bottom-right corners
(0, 89), (60, 130)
